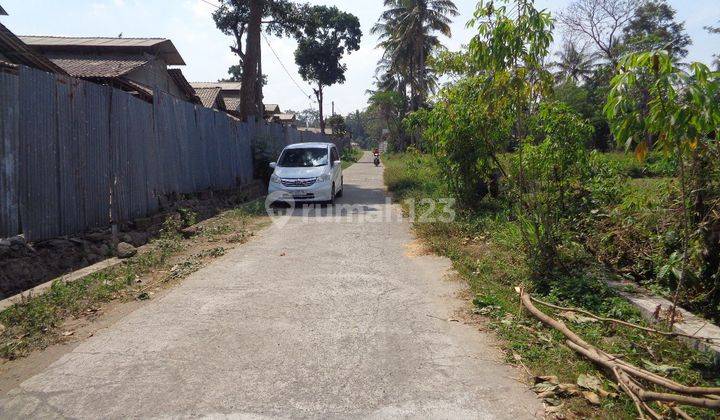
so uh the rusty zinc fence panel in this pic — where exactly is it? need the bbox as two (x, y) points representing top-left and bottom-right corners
(111, 89), (152, 222)
(0, 71), (19, 237)
(56, 75), (85, 235)
(18, 67), (61, 240)
(81, 81), (112, 231)
(238, 121), (253, 184)
(3, 65), (344, 242)
(194, 106), (215, 191)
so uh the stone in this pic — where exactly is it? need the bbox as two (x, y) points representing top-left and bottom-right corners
(0, 244), (11, 258)
(95, 243), (111, 257)
(129, 231), (149, 246)
(116, 242), (137, 259)
(8, 236), (26, 249)
(134, 217), (153, 230)
(120, 233), (133, 244)
(86, 232), (109, 243)
(181, 226), (200, 238)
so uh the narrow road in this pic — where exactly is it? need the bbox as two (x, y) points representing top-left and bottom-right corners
(1, 152), (541, 418)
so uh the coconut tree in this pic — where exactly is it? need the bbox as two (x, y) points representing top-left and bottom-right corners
(372, 0), (458, 110)
(552, 40), (597, 83)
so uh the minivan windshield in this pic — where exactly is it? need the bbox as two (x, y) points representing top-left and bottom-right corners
(278, 147), (328, 167)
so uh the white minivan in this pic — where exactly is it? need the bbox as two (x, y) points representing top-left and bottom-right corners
(268, 142), (343, 203)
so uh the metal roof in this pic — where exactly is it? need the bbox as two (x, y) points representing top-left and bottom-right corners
(0, 23), (68, 74)
(264, 103), (281, 113)
(190, 81), (241, 90)
(194, 86), (224, 109)
(167, 68), (200, 103)
(19, 36), (186, 65)
(46, 53), (150, 78)
(222, 97), (241, 112)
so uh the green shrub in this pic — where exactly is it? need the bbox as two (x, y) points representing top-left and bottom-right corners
(515, 102), (594, 287)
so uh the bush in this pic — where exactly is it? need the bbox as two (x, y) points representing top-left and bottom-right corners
(515, 102), (594, 287)
(405, 75), (513, 207)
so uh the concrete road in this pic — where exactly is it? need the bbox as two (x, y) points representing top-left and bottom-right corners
(1, 152), (541, 419)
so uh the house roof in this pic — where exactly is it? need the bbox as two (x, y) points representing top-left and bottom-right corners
(194, 86), (224, 109)
(190, 81), (242, 91)
(45, 53), (150, 78)
(19, 36), (186, 65)
(222, 97), (241, 113)
(0, 5), (7, 15)
(0, 23), (68, 74)
(264, 103), (281, 114)
(167, 68), (200, 103)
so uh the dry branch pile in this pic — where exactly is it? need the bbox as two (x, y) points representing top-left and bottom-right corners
(517, 286), (720, 419)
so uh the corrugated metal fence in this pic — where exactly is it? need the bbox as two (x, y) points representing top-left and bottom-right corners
(0, 65), (347, 242)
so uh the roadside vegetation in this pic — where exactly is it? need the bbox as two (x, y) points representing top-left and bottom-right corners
(341, 146), (363, 169)
(385, 152), (719, 418)
(372, 0), (720, 417)
(0, 200), (266, 361)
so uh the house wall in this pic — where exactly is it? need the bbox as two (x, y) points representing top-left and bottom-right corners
(126, 58), (185, 99)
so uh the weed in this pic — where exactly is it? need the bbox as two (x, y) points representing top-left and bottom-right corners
(383, 153), (719, 418)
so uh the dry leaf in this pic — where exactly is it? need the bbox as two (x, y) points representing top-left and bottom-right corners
(558, 311), (598, 324)
(582, 391), (601, 405)
(61, 331), (75, 337)
(577, 374), (603, 392)
(535, 375), (559, 385)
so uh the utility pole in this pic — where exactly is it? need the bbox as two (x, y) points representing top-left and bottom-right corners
(331, 101), (335, 116)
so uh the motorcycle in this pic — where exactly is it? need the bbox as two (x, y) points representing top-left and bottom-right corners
(373, 153), (380, 167)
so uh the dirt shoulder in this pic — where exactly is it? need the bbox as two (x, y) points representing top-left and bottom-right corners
(0, 200), (269, 394)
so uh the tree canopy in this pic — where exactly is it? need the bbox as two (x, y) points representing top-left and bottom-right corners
(294, 5), (361, 133)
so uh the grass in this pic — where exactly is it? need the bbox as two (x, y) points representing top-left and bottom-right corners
(0, 199), (266, 360)
(384, 152), (719, 419)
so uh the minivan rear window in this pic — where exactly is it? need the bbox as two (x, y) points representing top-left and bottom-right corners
(278, 148), (328, 167)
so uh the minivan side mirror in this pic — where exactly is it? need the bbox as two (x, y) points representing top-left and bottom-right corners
(269, 162), (277, 169)
(333, 160), (341, 167)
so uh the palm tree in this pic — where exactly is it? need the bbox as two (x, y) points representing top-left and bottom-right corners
(552, 40), (597, 84)
(372, 0), (458, 110)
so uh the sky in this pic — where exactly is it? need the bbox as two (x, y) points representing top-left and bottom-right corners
(1, 0), (718, 115)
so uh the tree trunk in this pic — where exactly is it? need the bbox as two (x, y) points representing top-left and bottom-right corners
(256, 52), (263, 119)
(316, 84), (325, 134)
(417, 37), (426, 108)
(239, 0), (262, 122)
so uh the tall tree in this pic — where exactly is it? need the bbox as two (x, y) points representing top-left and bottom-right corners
(372, 0), (458, 111)
(367, 90), (406, 149)
(219, 64), (268, 84)
(704, 20), (720, 70)
(559, 0), (643, 67)
(294, 5), (361, 134)
(622, 0), (691, 60)
(552, 40), (597, 83)
(213, 0), (301, 121)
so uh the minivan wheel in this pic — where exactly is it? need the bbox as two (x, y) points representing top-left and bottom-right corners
(335, 177), (343, 197)
(328, 183), (336, 205)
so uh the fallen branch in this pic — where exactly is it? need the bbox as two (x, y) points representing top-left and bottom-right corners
(529, 295), (719, 344)
(517, 286), (720, 418)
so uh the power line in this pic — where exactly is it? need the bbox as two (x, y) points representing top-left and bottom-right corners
(261, 32), (312, 100)
(197, 0), (220, 10)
